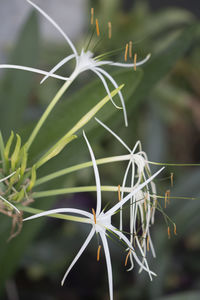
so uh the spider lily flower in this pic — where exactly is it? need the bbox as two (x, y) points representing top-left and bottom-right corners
(24, 131), (164, 300)
(0, 172), (20, 213)
(0, 0), (151, 127)
(95, 118), (158, 269)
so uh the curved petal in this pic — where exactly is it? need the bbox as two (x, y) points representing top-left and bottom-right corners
(95, 68), (128, 127)
(27, 0), (78, 62)
(95, 118), (131, 152)
(100, 232), (113, 300)
(108, 224), (156, 279)
(61, 227), (95, 285)
(0, 195), (20, 214)
(23, 208), (93, 222)
(106, 167), (164, 216)
(0, 64), (68, 81)
(40, 54), (76, 84)
(83, 131), (101, 216)
(92, 69), (122, 109)
(110, 54), (151, 68)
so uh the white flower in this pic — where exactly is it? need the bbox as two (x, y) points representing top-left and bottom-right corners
(0, 172), (20, 213)
(24, 131), (164, 300)
(0, 0), (151, 127)
(95, 118), (158, 270)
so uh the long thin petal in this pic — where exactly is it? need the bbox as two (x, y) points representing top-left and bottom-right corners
(95, 118), (131, 152)
(27, 0), (78, 61)
(110, 54), (151, 68)
(23, 208), (92, 221)
(100, 232), (113, 300)
(40, 54), (75, 84)
(83, 131), (101, 216)
(92, 69), (122, 109)
(106, 167), (164, 216)
(0, 64), (68, 80)
(108, 224), (156, 278)
(95, 68), (128, 127)
(0, 195), (20, 214)
(61, 227), (95, 285)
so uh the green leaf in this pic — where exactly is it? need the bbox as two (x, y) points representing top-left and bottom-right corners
(0, 11), (39, 137)
(11, 134), (21, 171)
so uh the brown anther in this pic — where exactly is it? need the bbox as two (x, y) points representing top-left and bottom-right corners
(125, 250), (131, 266)
(108, 21), (112, 39)
(91, 8), (94, 25)
(96, 18), (100, 36)
(92, 208), (96, 224)
(167, 226), (171, 239)
(129, 41), (133, 58)
(118, 185), (121, 202)
(147, 235), (150, 252)
(124, 43), (128, 62)
(165, 189), (170, 208)
(97, 245), (102, 261)
(144, 194), (147, 211)
(134, 53), (137, 71)
(174, 223), (177, 235)
(171, 173), (174, 187)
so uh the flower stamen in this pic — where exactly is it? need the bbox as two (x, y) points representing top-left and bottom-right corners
(96, 18), (100, 37)
(108, 21), (112, 39)
(134, 53), (137, 71)
(167, 226), (171, 239)
(174, 223), (177, 235)
(92, 208), (96, 224)
(129, 41), (133, 58)
(124, 43), (128, 62)
(91, 8), (94, 25)
(97, 245), (102, 261)
(125, 250), (131, 266)
(147, 235), (150, 252)
(118, 184), (121, 202)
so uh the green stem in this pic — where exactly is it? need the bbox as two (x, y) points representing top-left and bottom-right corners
(35, 154), (130, 187)
(25, 79), (74, 151)
(17, 204), (91, 224)
(148, 161), (200, 167)
(32, 185), (130, 198)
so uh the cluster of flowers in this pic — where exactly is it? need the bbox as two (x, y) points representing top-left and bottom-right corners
(0, 1), (164, 299)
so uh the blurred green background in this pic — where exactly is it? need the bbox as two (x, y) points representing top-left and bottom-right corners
(0, 0), (200, 299)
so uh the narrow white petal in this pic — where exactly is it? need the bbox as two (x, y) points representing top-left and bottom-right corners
(23, 208), (92, 222)
(0, 65), (68, 81)
(83, 131), (101, 216)
(40, 54), (75, 84)
(100, 232), (113, 300)
(95, 118), (131, 152)
(95, 68), (128, 127)
(92, 69), (122, 109)
(27, 0), (78, 61)
(149, 233), (156, 258)
(108, 224), (156, 278)
(0, 195), (20, 214)
(106, 167), (164, 216)
(61, 227), (95, 285)
(110, 54), (151, 68)
(0, 172), (16, 183)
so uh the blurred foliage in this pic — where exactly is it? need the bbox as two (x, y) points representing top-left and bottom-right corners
(0, 0), (200, 299)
